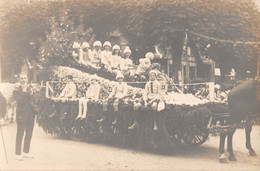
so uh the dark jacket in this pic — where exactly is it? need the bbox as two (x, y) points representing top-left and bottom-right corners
(13, 86), (36, 122)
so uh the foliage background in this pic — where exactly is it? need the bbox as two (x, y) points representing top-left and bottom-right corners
(0, 0), (259, 81)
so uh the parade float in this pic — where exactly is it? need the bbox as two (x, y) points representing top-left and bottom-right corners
(36, 66), (229, 150)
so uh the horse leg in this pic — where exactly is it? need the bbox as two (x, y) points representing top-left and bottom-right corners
(245, 124), (257, 156)
(227, 129), (236, 161)
(219, 133), (227, 163)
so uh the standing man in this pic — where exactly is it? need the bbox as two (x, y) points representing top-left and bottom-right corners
(13, 74), (37, 160)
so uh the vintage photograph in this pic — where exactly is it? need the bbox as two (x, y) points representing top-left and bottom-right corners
(0, 0), (260, 170)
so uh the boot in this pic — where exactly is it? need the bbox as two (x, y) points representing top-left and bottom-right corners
(81, 113), (87, 120)
(75, 114), (82, 120)
(112, 117), (118, 125)
(128, 121), (139, 130)
(96, 117), (105, 123)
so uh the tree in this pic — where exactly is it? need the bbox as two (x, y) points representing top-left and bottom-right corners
(38, 12), (95, 67)
(0, 0), (259, 80)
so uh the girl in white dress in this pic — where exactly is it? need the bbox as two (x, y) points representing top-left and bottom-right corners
(101, 41), (112, 72)
(109, 44), (122, 75)
(120, 47), (134, 77)
(76, 77), (101, 120)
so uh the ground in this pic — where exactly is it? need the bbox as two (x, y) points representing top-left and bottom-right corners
(0, 122), (260, 170)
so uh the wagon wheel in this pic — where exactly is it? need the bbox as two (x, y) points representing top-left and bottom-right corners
(182, 125), (209, 145)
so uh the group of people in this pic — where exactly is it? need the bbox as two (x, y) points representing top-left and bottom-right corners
(72, 40), (155, 79)
(10, 41), (164, 161)
(55, 69), (167, 131)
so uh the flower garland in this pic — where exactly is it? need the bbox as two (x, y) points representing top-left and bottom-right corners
(52, 66), (209, 105)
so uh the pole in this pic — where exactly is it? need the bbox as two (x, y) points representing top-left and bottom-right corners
(180, 30), (188, 92)
(0, 45), (2, 83)
(0, 124), (8, 163)
(257, 55), (260, 80)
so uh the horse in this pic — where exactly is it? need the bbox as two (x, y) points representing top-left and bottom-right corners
(218, 79), (260, 163)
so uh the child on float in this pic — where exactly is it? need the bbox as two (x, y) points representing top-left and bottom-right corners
(72, 42), (91, 65)
(127, 90), (143, 130)
(150, 63), (169, 95)
(128, 70), (165, 130)
(103, 73), (128, 125)
(75, 76), (101, 120)
(109, 44), (122, 75)
(135, 52), (154, 80)
(101, 41), (112, 72)
(144, 70), (165, 130)
(120, 47), (135, 77)
(81, 42), (91, 64)
(58, 75), (77, 101)
(90, 41), (102, 67)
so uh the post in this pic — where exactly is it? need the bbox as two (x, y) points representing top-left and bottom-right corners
(0, 45), (2, 83)
(180, 30), (188, 91)
(208, 82), (215, 101)
(46, 81), (49, 98)
(257, 55), (260, 80)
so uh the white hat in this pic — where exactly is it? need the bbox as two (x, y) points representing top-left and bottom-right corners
(124, 47), (131, 54)
(93, 41), (102, 47)
(116, 73), (124, 79)
(73, 42), (80, 49)
(145, 52), (154, 60)
(103, 41), (112, 47)
(112, 44), (120, 51)
(81, 42), (90, 48)
(149, 70), (157, 76)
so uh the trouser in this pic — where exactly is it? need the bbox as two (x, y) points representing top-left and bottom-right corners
(15, 116), (35, 155)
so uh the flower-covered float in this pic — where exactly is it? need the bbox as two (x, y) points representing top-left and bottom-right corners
(37, 66), (228, 150)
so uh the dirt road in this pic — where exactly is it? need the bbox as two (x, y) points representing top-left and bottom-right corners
(0, 123), (260, 170)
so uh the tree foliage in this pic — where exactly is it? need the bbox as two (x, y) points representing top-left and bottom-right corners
(0, 0), (259, 80)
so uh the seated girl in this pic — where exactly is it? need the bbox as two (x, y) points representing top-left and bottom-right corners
(101, 41), (112, 72)
(120, 47), (135, 77)
(76, 77), (101, 120)
(109, 45), (122, 75)
(89, 41), (102, 67)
